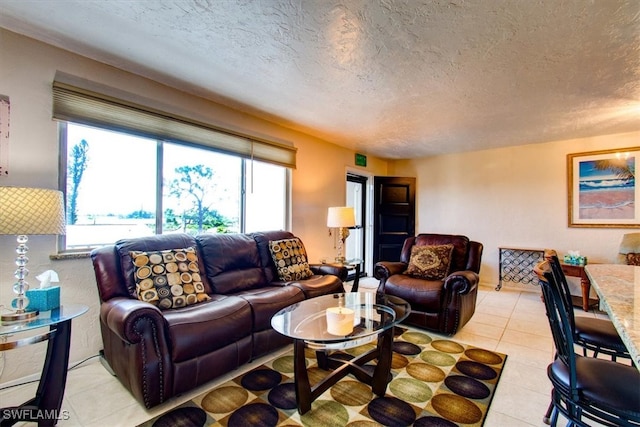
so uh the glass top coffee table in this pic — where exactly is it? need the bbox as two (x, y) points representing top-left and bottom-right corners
(271, 292), (410, 414)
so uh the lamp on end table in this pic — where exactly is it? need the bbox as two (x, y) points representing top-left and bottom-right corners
(327, 206), (356, 263)
(0, 187), (66, 322)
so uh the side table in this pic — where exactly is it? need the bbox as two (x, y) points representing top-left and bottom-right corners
(0, 304), (88, 426)
(498, 247), (596, 312)
(327, 259), (363, 292)
(560, 262), (598, 312)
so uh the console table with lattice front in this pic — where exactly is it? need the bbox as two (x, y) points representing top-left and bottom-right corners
(497, 247), (597, 311)
(497, 247), (545, 291)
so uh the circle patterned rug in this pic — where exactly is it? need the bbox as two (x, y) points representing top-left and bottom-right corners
(139, 329), (506, 427)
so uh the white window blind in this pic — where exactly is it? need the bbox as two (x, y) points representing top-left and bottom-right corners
(52, 77), (296, 169)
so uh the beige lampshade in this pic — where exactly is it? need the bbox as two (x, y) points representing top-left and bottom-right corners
(0, 187), (66, 235)
(327, 206), (356, 228)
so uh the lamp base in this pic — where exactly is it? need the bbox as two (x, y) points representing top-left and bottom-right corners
(1, 309), (39, 322)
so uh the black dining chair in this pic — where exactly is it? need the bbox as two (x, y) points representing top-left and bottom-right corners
(535, 259), (640, 427)
(544, 250), (631, 363)
(541, 250), (633, 424)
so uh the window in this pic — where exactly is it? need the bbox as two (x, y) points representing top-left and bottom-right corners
(245, 161), (288, 232)
(61, 122), (289, 250)
(162, 142), (242, 235)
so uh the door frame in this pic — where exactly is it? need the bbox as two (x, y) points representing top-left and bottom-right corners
(346, 167), (374, 276)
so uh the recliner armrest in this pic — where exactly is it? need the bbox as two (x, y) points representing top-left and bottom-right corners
(100, 297), (167, 344)
(374, 261), (407, 280)
(443, 270), (480, 295)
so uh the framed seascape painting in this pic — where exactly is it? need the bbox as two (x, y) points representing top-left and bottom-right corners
(568, 147), (639, 228)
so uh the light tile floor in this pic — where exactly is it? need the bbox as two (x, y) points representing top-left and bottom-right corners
(2, 281), (615, 426)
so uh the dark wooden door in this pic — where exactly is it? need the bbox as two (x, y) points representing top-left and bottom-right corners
(373, 176), (416, 264)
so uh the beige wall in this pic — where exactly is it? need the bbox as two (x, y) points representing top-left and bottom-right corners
(291, 138), (388, 259)
(389, 131), (640, 287)
(0, 29), (388, 383)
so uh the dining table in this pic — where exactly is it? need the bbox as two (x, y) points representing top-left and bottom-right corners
(584, 263), (640, 371)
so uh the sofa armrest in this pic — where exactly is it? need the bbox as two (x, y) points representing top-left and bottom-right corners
(100, 297), (167, 343)
(442, 270), (479, 295)
(310, 264), (348, 281)
(99, 297), (173, 408)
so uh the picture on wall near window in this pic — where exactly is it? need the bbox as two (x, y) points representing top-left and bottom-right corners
(568, 147), (639, 228)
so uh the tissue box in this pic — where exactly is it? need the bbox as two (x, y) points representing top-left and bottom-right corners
(25, 287), (60, 311)
(563, 254), (587, 266)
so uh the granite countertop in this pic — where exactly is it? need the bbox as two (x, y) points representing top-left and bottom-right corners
(585, 264), (640, 371)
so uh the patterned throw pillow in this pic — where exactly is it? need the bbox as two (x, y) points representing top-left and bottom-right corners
(405, 244), (454, 280)
(130, 247), (210, 310)
(626, 253), (640, 266)
(269, 238), (314, 281)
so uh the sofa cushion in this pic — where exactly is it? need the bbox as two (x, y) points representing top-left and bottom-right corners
(405, 244), (454, 280)
(409, 234), (469, 272)
(385, 274), (444, 312)
(130, 247), (211, 309)
(234, 285), (305, 332)
(269, 238), (313, 281)
(196, 233), (267, 294)
(626, 253), (640, 266)
(114, 233), (212, 297)
(163, 295), (253, 363)
(252, 230), (296, 283)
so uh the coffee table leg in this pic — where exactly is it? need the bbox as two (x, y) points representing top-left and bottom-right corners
(293, 328), (396, 414)
(294, 339), (312, 414)
(316, 350), (329, 370)
(371, 326), (394, 396)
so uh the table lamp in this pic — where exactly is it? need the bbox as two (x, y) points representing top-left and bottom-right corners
(327, 206), (355, 263)
(0, 187), (66, 322)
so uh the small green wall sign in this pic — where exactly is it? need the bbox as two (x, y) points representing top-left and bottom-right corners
(355, 153), (367, 167)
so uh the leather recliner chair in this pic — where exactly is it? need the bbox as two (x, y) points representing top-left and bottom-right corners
(374, 233), (483, 335)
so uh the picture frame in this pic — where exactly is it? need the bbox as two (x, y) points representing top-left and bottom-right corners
(568, 147), (639, 228)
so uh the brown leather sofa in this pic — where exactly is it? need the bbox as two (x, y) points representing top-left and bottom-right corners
(91, 230), (346, 408)
(374, 233), (483, 335)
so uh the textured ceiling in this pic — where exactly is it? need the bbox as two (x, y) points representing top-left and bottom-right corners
(1, 0), (639, 159)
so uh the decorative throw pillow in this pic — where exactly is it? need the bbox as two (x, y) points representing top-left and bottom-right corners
(626, 253), (640, 266)
(405, 244), (454, 280)
(130, 247), (210, 310)
(269, 238), (314, 281)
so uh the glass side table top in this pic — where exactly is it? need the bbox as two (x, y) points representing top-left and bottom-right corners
(271, 292), (409, 345)
(325, 259), (362, 268)
(0, 303), (88, 336)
